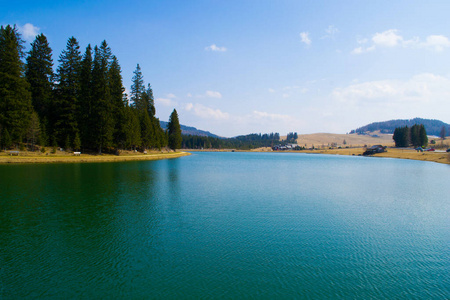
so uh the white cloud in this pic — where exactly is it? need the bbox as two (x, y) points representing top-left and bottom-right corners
(282, 93), (290, 98)
(156, 97), (177, 106)
(205, 90), (222, 98)
(351, 45), (375, 54)
(332, 73), (450, 108)
(372, 29), (403, 47)
(252, 111), (294, 122)
(184, 103), (229, 120)
(166, 93), (177, 99)
(300, 32), (311, 46)
(18, 23), (40, 41)
(421, 35), (450, 52)
(268, 88), (275, 93)
(322, 25), (339, 39)
(352, 29), (450, 54)
(205, 44), (227, 52)
(185, 103), (194, 111)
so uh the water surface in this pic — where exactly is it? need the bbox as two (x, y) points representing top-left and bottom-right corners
(1, 152), (449, 298)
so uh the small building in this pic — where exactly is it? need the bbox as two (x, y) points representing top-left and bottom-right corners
(363, 145), (386, 156)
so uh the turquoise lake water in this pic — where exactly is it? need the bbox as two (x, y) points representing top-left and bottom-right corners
(0, 152), (449, 299)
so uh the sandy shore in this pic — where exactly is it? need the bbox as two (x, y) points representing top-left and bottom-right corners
(0, 151), (191, 164)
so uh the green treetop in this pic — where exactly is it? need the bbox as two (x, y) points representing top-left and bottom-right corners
(168, 109), (182, 150)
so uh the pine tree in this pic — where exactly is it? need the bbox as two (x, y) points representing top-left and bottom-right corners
(26, 33), (53, 120)
(419, 124), (428, 147)
(440, 126), (446, 140)
(108, 55), (126, 149)
(73, 132), (81, 151)
(124, 106), (141, 150)
(91, 41), (114, 153)
(0, 25), (33, 143)
(27, 111), (41, 151)
(168, 109), (182, 150)
(1, 128), (12, 149)
(53, 36), (81, 146)
(78, 44), (93, 149)
(130, 64), (145, 111)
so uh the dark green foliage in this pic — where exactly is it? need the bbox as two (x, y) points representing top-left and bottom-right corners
(78, 44), (94, 148)
(286, 132), (298, 142)
(168, 109), (182, 150)
(53, 36), (81, 146)
(393, 124), (427, 147)
(182, 132), (280, 150)
(440, 126), (446, 140)
(140, 110), (155, 149)
(1, 128), (12, 149)
(124, 105), (141, 150)
(39, 118), (49, 146)
(91, 41), (114, 153)
(26, 33), (53, 119)
(65, 135), (71, 151)
(0, 25), (33, 143)
(27, 111), (40, 151)
(130, 64), (145, 111)
(73, 132), (81, 151)
(108, 56), (128, 150)
(393, 126), (410, 147)
(1, 25), (170, 153)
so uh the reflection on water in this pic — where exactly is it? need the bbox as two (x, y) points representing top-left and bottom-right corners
(0, 153), (449, 298)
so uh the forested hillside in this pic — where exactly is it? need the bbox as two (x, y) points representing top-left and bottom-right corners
(0, 25), (179, 153)
(351, 118), (450, 137)
(160, 121), (219, 138)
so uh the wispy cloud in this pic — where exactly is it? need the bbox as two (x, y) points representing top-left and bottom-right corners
(300, 32), (311, 46)
(156, 97), (177, 107)
(184, 103), (229, 120)
(352, 29), (450, 54)
(189, 90), (223, 99)
(205, 44), (227, 52)
(332, 73), (450, 106)
(18, 23), (40, 41)
(205, 90), (222, 98)
(322, 25), (339, 39)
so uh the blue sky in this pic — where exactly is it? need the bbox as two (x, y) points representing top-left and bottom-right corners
(3, 0), (450, 137)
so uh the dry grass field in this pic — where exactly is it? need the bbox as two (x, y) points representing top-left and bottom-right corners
(0, 150), (190, 164)
(282, 132), (395, 148)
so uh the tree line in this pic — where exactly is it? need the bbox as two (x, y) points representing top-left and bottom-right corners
(0, 24), (181, 153)
(393, 124), (428, 148)
(182, 132), (282, 150)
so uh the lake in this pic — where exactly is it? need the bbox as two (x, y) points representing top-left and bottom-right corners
(1, 152), (449, 299)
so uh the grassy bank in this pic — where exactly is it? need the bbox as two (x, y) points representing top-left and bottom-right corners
(0, 150), (191, 164)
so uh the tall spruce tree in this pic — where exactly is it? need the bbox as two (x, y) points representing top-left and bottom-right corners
(26, 33), (53, 120)
(109, 55), (126, 149)
(168, 109), (182, 150)
(54, 36), (82, 147)
(124, 105), (141, 150)
(130, 64), (145, 111)
(78, 44), (93, 149)
(91, 41), (114, 153)
(0, 25), (33, 143)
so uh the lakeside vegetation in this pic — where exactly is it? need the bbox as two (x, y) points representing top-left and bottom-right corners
(0, 25), (182, 155)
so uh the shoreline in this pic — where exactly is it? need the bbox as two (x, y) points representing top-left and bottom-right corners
(0, 151), (191, 164)
(187, 147), (450, 165)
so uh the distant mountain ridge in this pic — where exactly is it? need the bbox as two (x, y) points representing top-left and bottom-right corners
(160, 121), (220, 138)
(352, 118), (450, 137)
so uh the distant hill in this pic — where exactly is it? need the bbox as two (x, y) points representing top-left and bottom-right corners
(351, 118), (450, 137)
(160, 121), (220, 138)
